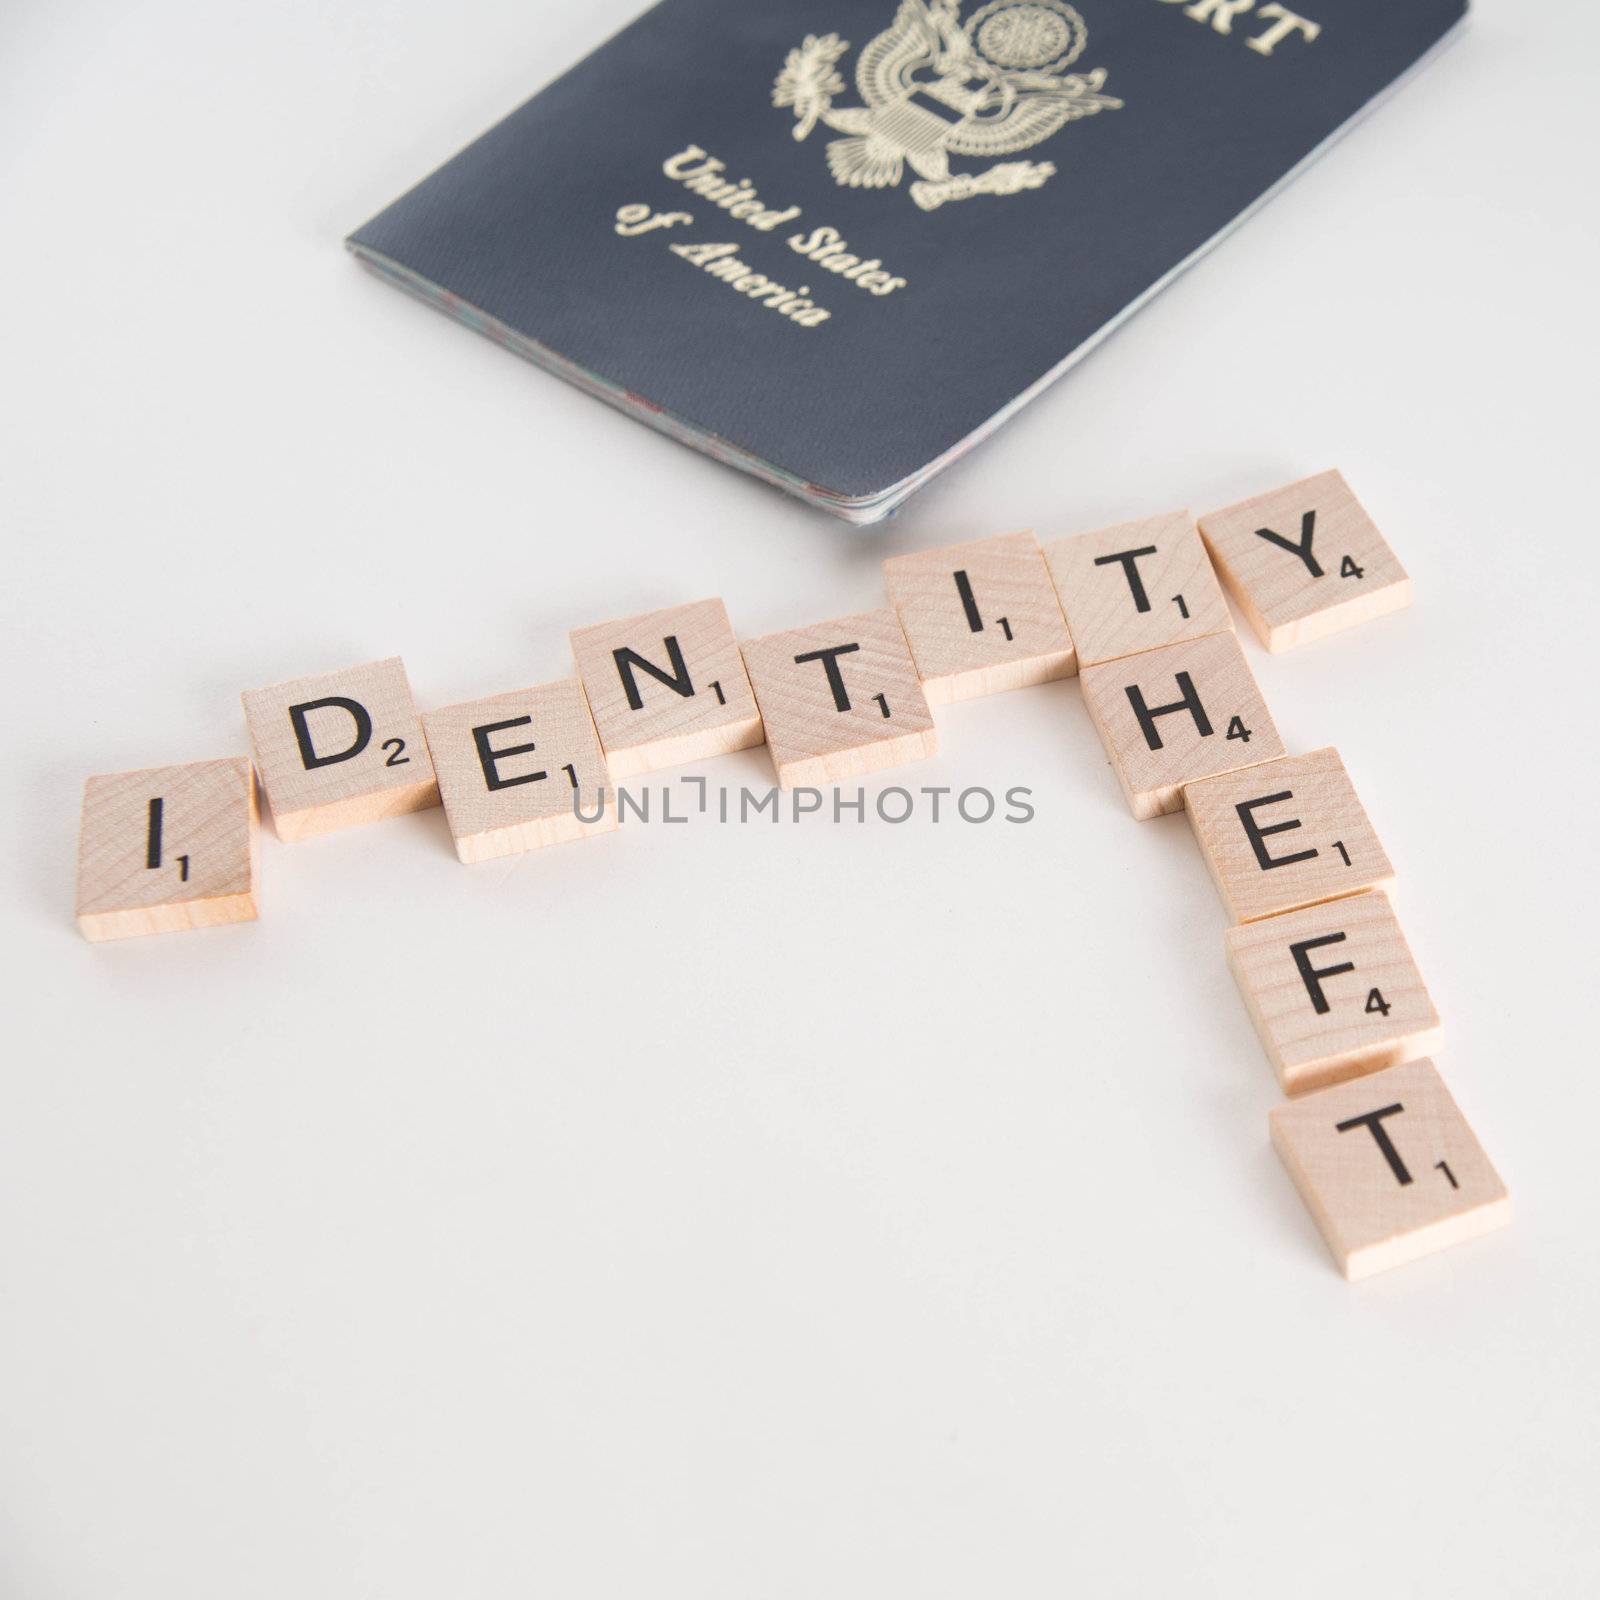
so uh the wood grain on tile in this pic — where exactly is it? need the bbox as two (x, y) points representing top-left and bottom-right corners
(422, 678), (618, 862)
(740, 608), (937, 789)
(1078, 632), (1284, 819)
(571, 597), (763, 777)
(1198, 470), (1411, 651)
(1043, 509), (1232, 667)
(1184, 746), (1395, 924)
(77, 757), (259, 941)
(1270, 1058), (1509, 1280)
(242, 656), (438, 840)
(883, 530), (1075, 702)
(1226, 889), (1440, 1095)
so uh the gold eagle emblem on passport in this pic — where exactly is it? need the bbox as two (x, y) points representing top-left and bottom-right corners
(773, 0), (1122, 210)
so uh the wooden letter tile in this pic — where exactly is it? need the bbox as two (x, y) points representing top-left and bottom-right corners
(1184, 747), (1395, 924)
(882, 530), (1075, 703)
(1270, 1059), (1510, 1279)
(1198, 470), (1411, 652)
(242, 657), (438, 840)
(1043, 510), (1232, 667)
(422, 678), (618, 862)
(740, 608), (938, 789)
(1226, 889), (1440, 1095)
(1077, 632), (1284, 819)
(77, 757), (259, 941)
(570, 598), (763, 778)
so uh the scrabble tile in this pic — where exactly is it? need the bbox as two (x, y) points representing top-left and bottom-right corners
(740, 608), (938, 789)
(882, 530), (1075, 702)
(242, 656), (438, 840)
(76, 757), (259, 941)
(422, 678), (618, 862)
(1042, 509), (1232, 667)
(1198, 470), (1411, 652)
(1270, 1059), (1510, 1280)
(1226, 889), (1441, 1095)
(1184, 747), (1395, 924)
(570, 598), (763, 778)
(1077, 632), (1284, 819)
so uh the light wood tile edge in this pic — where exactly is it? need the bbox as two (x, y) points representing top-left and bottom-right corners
(77, 771), (261, 942)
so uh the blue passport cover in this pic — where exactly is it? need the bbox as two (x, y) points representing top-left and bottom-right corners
(348, 0), (1466, 521)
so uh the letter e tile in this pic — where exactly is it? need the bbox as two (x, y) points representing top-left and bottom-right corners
(1198, 470), (1411, 652)
(1270, 1059), (1509, 1279)
(76, 757), (259, 941)
(882, 530), (1075, 702)
(1184, 747), (1395, 924)
(242, 657), (438, 840)
(1226, 889), (1440, 1095)
(740, 608), (937, 789)
(422, 678), (617, 862)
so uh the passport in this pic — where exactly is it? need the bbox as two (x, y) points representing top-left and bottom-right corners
(348, 0), (1467, 523)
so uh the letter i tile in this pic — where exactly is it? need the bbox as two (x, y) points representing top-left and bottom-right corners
(76, 757), (259, 941)
(882, 530), (1075, 702)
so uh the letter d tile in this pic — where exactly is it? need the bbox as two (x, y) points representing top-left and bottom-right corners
(242, 656), (438, 840)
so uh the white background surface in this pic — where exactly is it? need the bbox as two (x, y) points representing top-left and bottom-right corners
(4, 2), (1598, 1594)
